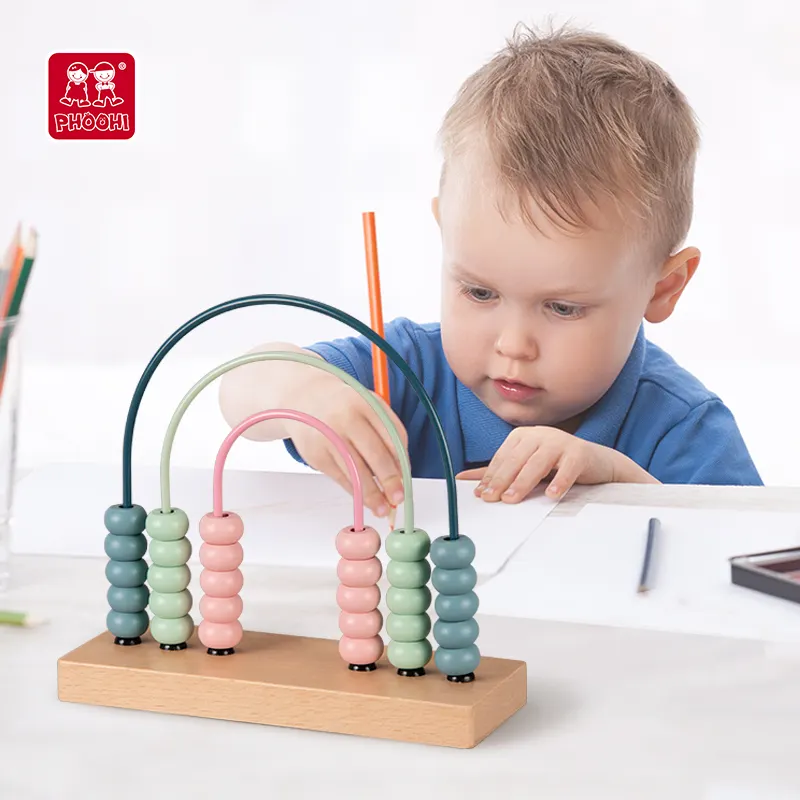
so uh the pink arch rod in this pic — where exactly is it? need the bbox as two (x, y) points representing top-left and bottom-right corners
(213, 408), (365, 530)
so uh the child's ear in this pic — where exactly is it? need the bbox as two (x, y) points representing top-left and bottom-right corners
(431, 196), (440, 225)
(644, 246), (701, 323)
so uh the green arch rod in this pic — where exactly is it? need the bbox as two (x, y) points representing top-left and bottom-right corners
(120, 295), (459, 539)
(158, 351), (416, 534)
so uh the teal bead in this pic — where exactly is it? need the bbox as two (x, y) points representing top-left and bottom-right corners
(430, 535), (475, 570)
(433, 618), (479, 649)
(146, 507), (189, 542)
(150, 615), (194, 646)
(106, 558), (148, 588)
(386, 612), (431, 642)
(386, 586), (431, 616)
(386, 559), (430, 589)
(387, 639), (432, 670)
(435, 590), (479, 622)
(385, 528), (430, 562)
(149, 589), (193, 619)
(148, 564), (191, 593)
(104, 532), (147, 561)
(149, 537), (192, 567)
(434, 643), (481, 676)
(432, 565), (477, 595)
(107, 609), (149, 638)
(107, 585), (150, 614)
(104, 504), (146, 535)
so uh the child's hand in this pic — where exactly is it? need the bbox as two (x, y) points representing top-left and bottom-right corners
(456, 426), (657, 501)
(283, 374), (409, 518)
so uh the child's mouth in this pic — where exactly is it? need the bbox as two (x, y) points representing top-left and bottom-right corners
(492, 378), (543, 402)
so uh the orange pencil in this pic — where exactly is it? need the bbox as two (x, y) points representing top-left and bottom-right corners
(362, 212), (396, 529)
(362, 211), (390, 404)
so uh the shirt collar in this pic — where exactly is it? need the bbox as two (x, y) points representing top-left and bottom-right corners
(456, 324), (646, 463)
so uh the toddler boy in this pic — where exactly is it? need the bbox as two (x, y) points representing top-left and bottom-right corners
(219, 24), (761, 519)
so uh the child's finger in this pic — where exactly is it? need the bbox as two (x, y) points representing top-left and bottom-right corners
(456, 467), (486, 480)
(479, 442), (539, 500)
(356, 417), (406, 508)
(499, 448), (560, 502)
(317, 436), (390, 518)
(544, 455), (583, 499)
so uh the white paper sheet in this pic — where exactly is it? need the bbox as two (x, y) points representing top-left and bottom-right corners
(10, 462), (560, 576)
(477, 503), (800, 642)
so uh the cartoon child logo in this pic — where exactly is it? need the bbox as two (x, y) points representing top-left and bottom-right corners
(60, 61), (91, 107)
(48, 51), (134, 140)
(90, 61), (124, 107)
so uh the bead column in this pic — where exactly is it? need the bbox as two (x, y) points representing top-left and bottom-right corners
(336, 525), (384, 670)
(385, 527), (432, 677)
(104, 504), (149, 645)
(197, 511), (245, 655)
(145, 507), (194, 650)
(430, 534), (480, 682)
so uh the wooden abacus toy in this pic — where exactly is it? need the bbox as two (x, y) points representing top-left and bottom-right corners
(57, 295), (527, 748)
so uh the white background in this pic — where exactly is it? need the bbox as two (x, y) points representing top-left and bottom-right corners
(0, 0), (798, 484)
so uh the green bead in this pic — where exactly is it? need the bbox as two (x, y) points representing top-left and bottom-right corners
(386, 559), (430, 589)
(387, 639), (432, 670)
(386, 612), (431, 642)
(148, 564), (191, 593)
(107, 585), (150, 613)
(385, 528), (430, 562)
(386, 586), (431, 615)
(433, 618), (479, 649)
(150, 615), (194, 646)
(432, 565), (477, 595)
(146, 507), (189, 542)
(430, 535), (475, 570)
(105, 504), (146, 535)
(106, 558), (148, 588)
(104, 532), (147, 561)
(149, 538), (192, 567)
(435, 644), (480, 676)
(149, 590), (193, 619)
(107, 609), (149, 638)
(435, 590), (479, 622)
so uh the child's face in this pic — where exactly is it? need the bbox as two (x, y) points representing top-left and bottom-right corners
(434, 158), (691, 429)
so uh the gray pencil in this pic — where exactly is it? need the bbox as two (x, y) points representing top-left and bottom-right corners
(637, 517), (660, 593)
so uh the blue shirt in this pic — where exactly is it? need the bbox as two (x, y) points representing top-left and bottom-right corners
(284, 317), (762, 486)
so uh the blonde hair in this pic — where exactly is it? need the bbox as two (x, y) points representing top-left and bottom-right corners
(438, 23), (700, 260)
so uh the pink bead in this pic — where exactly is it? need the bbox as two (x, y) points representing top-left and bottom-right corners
(339, 609), (382, 638)
(200, 567), (243, 597)
(199, 512), (244, 545)
(336, 584), (380, 613)
(337, 556), (382, 587)
(200, 542), (243, 571)
(335, 526), (381, 560)
(339, 634), (384, 665)
(198, 619), (243, 650)
(200, 594), (243, 624)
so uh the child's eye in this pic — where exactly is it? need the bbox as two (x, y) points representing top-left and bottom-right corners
(461, 285), (496, 303)
(547, 301), (583, 318)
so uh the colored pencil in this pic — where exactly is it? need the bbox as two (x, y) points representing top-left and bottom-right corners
(0, 609), (46, 627)
(637, 517), (660, 593)
(362, 211), (390, 404)
(0, 227), (37, 399)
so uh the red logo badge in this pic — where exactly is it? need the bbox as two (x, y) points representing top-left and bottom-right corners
(48, 53), (135, 140)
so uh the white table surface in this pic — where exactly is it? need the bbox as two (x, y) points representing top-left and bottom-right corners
(2, 485), (800, 800)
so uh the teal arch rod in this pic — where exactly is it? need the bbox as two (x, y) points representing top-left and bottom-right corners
(120, 294), (460, 539)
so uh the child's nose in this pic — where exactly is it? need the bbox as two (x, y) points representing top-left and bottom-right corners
(494, 324), (538, 361)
